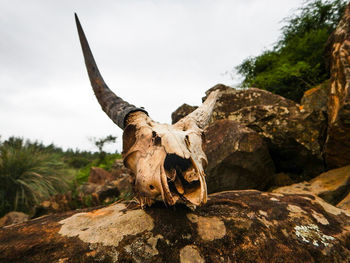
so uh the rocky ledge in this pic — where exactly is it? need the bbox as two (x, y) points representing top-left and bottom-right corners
(1, 190), (349, 263)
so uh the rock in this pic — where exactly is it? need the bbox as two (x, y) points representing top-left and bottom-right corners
(38, 193), (71, 214)
(226, 104), (327, 179)
(0, 190), (349, 262)
(0, 211), (29, 227)
(36, 181), (123, 216)
(300, 81), (329, 113)
(337, 192), (350, 212)
(89, 167), (115, 185)
(204, 120), (275, 193)
(206, 86), (296, 122)
(274, 165), (350, 211)
(203, 85), (327, 179)
(171, 104), (198, 124)
(94, 183), (120, 202)
(78, 181), (120, 203)
(202, 83), (232, 101)
(113, 176), (134, 197)
(78, 183), (99, 195)
(324, 3), (350, 168)
(172, 84), (327, 180)
(110, 160), (135, 198)
(111, 159), (134, 179)
(270, 173), (294, 188)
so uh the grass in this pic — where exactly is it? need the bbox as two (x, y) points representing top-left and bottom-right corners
(0, 139), (73, 216)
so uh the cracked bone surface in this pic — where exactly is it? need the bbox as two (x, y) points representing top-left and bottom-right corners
(75, 14), (219, 207)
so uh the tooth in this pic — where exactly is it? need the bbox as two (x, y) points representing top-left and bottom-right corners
(174, 176), (184, 194)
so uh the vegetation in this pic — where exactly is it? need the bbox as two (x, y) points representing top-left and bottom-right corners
(0, 137), (72, 215)
(76, 153), (121, 184)
(90, 135), (117, 164)
(0, 136), (121, 217)
(236, 0), (346, 102)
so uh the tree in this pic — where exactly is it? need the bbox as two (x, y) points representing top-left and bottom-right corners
(90, 135), (117, 163)
(236, 0), (346, 102)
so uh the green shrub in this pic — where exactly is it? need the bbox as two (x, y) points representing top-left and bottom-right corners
(67, 156), (91, 169)
(0, 138), (73, 216)
(76, 153), (122, 184)
(236, 0), (346, 102)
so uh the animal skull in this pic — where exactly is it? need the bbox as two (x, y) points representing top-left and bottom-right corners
(75, 14), (220, 207)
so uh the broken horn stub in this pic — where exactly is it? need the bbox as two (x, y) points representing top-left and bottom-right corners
(175, 89), (220, 129)
(75, 13), (147, 129)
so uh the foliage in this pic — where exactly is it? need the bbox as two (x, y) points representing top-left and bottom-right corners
(76, 153), (122, 184)
(0, 137), (73, 216)
(0, 135), (123, 216)
(236, 0), (347, 102)
(74, 134), (120, 184)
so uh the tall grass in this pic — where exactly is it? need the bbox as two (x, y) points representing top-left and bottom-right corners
(0, 138), (72, 216)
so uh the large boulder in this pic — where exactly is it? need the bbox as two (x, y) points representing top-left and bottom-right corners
(324, 3), (350, 168)
(171, 104), (198, 124)
(205, 86), (296, 119)
(204, 120), (275, 193)
(224, 103), (326, 179)
(274, 165), (350, 213)
(0, 190), (349, 262)
(200, 85), (327, 180)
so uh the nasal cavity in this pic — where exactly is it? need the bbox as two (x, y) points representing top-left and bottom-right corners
(164, 154), (191, 173)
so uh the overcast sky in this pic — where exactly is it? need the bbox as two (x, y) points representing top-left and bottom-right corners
(0, 0), (304, 152)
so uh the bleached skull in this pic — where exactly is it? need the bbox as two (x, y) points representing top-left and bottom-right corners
(75, 14), (219, 207)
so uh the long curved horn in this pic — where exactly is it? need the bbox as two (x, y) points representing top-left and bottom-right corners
(75, 13), (147, 129)
(175, 90), (220, 129)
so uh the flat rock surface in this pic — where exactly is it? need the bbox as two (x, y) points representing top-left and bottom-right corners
(0, 190), (349, 263)
(274, 165), (350, 212)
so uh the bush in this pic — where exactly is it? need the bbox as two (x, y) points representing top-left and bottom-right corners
(76, 153), (122, 184)
(67, 156), (91, 169)
(236, 0), (346, 102)
(0, 137), (72, 216)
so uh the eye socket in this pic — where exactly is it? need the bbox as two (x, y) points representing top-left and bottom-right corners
(123, 151), (139, 172)
(123, 124), (137, 154)
(152, 131), (162, 146)
(154, 136), (161, 146)
(149, 185), (155, 190)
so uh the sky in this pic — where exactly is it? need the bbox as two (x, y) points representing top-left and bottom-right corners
(0, 0), (305, 153)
